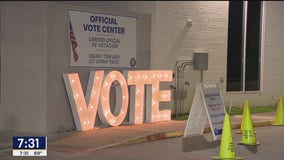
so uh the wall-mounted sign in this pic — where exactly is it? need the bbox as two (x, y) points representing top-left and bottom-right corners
(68, 9), (137, 68)
(63, 70), (172, 131)
(183, 83), (226, 140)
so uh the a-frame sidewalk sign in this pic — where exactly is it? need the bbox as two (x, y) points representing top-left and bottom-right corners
(183, 83), (227, 140)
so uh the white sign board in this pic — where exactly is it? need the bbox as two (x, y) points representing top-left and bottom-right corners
(68, 10), (137, 68)
(184, 83), (226, 140)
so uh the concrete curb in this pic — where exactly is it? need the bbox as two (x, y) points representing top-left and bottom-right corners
(97, 120), (275, 150)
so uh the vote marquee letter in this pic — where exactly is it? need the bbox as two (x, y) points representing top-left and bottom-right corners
(127, 70), (172, 124)
(63, 71), (104, 131)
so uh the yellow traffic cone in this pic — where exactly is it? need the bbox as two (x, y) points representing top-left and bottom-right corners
(272, 96), (284, 126)
(237, 100), (256, 134)
(237, 100), (248, 134)
(238, 100), (261, 146)
(212, 114), (242, 160)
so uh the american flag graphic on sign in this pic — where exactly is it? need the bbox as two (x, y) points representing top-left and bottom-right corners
(70, 21), (79, 62)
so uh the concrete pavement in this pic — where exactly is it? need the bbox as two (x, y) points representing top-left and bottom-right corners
(78, 126), (284, 160)
(0, 111), (277, 158)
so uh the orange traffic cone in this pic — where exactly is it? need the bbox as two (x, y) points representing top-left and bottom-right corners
(272, 96), (284, 126)
(238, 100), (261, 146)
(212, 114), (242, 160)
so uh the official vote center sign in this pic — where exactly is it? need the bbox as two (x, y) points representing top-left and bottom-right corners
(68, 10), (137, 68)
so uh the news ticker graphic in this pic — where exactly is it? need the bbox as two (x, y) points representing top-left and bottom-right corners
(12, 136), (47, 156)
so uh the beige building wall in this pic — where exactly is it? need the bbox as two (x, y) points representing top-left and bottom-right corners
(225, 2), (284, 107)
(0, 1), (151, 134)
(1, 1), (284, 134)
(148, 1), (229, 113)
(145, 1), (284, 110)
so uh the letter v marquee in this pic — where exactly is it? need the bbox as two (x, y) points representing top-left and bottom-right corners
(63, 71), (104, 131)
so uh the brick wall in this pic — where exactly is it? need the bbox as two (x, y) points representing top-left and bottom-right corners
(146, 1), (284, 111)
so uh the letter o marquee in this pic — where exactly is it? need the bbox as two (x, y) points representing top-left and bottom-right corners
(98, 70), (129, 126)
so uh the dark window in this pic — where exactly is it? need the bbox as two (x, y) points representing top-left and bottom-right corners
(226, 1), (262, 92)
(227, 1), (243, 91)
